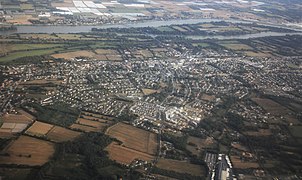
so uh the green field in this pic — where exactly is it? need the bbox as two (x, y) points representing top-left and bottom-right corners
(219, 41), (253, 50)
(156, 26), (175, 32)
(8, 44), (63, 51)
(20, 4), (34, 10)
(0, 48), (62, 62)
(193, 43), (210, 47)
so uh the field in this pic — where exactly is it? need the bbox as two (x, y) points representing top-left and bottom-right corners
(231, 142), (249, 152)
(243, 129), (272, 136)
(70, 112), (115, 132)
(20, 4), (34, 10)
(0, 48), (62, 62)
(94, 49), (118, 55)
(156, 158), (206, 177)
(1, 110), (35, 123)
(0, 123), (28, 137)
(251, 98), (292, 116)
(0, 44), (63, 55)
(46, 126), (81, 142)
(220, 42), (253, 51)
(230, 156), (259, 169)
(105, 122), (158, 165)
(105, 142), (154, 165)
(20, 34), (60, 40)
(156, 26), (174, 32)
(172, 26), (187, 32)
(76, 118), (107, 130)
(51, 50), (98, 59)
(25, 121), (54, 137)
(57, 34), (94, 40)
(150, 48), (168, 58)
(18, 34), (94, 41)
(142, 88), (159, 95)
(193, 42), (210, 47)
(0, 110), (35, 137)
(0, 135), (55, 166)
(20, 79), (63, 85)
(200, 93), (216, 102)
(81, 111), (115, 121)
(132, 49), (153, 59)
(95, 49), (122, 61)
(244, 51), (271, 57)
(70, 123), (99, 132)
(106, 122), (158, 155)
(51, 49), (122, 61)
(6, 15), (34, 25)
(25, 121), (80, 142)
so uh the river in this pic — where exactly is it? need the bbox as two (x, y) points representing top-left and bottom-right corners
(1, 18), (302, 39)
(186, 32), (302, 40)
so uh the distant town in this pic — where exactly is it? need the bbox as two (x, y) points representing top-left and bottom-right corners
(0, 0), (301, 27)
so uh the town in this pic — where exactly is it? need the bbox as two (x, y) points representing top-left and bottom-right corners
(0, 17), (302, 180)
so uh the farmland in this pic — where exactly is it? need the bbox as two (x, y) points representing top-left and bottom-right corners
(20, 79), (63, 86)
(105, 142), (154, 165)
(51, 50), (100, 60)
(25, 120), (81, 142)
(81, 111), (115, 121)
(70, 111), (115, 132)
(230, 156), (259, 169)
(75, 118), (107, 131)
(6, 15), (33, 25)
(0, 135), (55, 166)
(105, 122), (158, 165)
(106, 122), (158, 155)
(0, 110), (35, 137)
(25, 121), (54, 137)
(0, 43), (63, 54)
(156, 158), (206, 177)
(0, 48), (62, 63)
(251, 98), (292, 116)
(70, 123), (99, 132)
(142, 88), (159, 95)
(219, 42), (253, 51)
(1, 110), (35, 123)
(0, 122), (28, 137)
(47, 126), (81, 142)
(243, 129), (272, 137)
(51, 49), (123, 61)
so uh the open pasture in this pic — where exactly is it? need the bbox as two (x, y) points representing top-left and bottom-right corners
(230, 156), (259, 169)
(252, 98), (292, 116)
(156, 158), (206, 177)
(105, 142), (154, 165)
(106, 122), (158, 155)
(46, 126), (81, 142)
(0, 136), (55, 166)
(25, 121), (54, 137)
